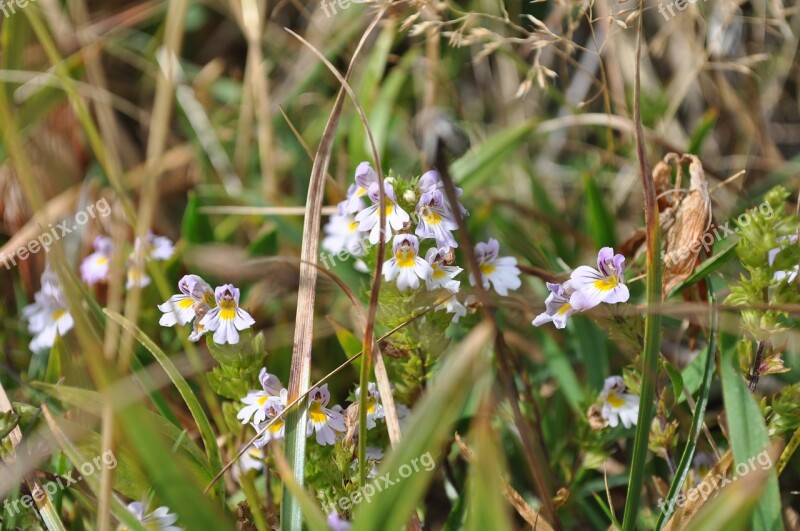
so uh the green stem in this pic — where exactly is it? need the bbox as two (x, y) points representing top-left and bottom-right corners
(240, 472), (269, 531)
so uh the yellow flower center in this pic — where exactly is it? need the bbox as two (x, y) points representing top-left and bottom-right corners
(95, 256), (109, 266)
(594, 275), (619, 291)
(607, 391), (625, 408)
(395, 248), (416, 268)
(257, 395), (270, 406)
(480, 263), (495, 275)
(557, 303), (572, 316)
(268, 419), (284, 433)
(52, 309), (66, 321)
(219, 299), (236, 321)
(348, 221), (359, 232)
(366, 397), (376, 414)
(178, 298), (194, 309)
(423, 211), (442, 225)
(432, 267), (446, 279)
(308, 401), (328, 424)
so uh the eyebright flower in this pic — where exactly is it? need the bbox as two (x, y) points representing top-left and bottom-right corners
(306, 384), (345, 446)
(438, 295), (467, 323)
(326, 512), (352, 531)
(80, 236), (113, 285)
(126, 233), (176, 289)
(383, 234), (433, 291)
(349, 446), (384, 479)
(532, 282), (577, 329)
(121, 501), (181, 531)
(322, 213), (367, 257)
(253, 388), (289, 448)
(598, 376), (639, 429)
(199, 284), (256, 345)
(469, 238), (521, 296)
(416, 190), (459, 251)
(354, 383), (385, 430)
(768, 234), (799, 283)
(232, 445), (265, 480)
(22, 267), (74, 351)
(157, 274), (214, 327)
(568, 247), (630, 311)
(424, 248), (462, 293)
(339, 162), (378, 215)
(416, 169), (467, 217)
(355, 182), (410, 245)
(237, 367), (285, 425)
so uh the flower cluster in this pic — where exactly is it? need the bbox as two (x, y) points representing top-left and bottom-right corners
(236, 371), (394, 449)
(22, 266), (74, 351)
(158, 275), (255, 345)
(323, 163), (521, 322)
(533, 247), (630, 329)
(121, 501), (181, 531)
(80, 232), (175, 289)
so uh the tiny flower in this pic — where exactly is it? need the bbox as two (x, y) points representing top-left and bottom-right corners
(22, 267), (74, 351)
(157, 274), (213, 327)
(322, 213), (366, 257)
(469, 238), (521, 296)
(306, 384), (346, 446)
(134, 232), (175, 261)
(121, 501), (181, 531)
(327, 512), (352, 531)
(424, 248), (462, 293)
(232, 445), (265, 480)
(339, 162), (378, 214)
(532, 282), (577, 329)
(80, 236), (113, 285)
(416, 190), (459, 251)
(768, 234), (799, 283)
(438, 295), (467, 323)
(237, 367), (285, 425)
(354, 383), (385, 430)
(598, 376), (639, 429)
(402, 189), (416, 203)
(125, 262), (150, 290)
(253, 389), (289, 448)
(383, 235), (433, 291)
(349, 447), (384, 479)
(355, 182), (410, 245)
(416, 169), (467, 216)
(568, 247), (630, 311)
(199, 284), (256, 345)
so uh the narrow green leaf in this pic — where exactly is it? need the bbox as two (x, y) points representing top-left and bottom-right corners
(181, 191), (215, 244)
(583, 173), (616, 248)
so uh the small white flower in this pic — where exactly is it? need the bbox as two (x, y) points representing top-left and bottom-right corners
(135, 232), (175, 261)
(416, 169), (467, 216)
(349, 446), (384, 479)
(125, 263), (151, 290)
(22, 267), (74, 351)
(598, 376), (639, 429)
(338, 162), (378, 215)
(383, 234), (433, 291)
(232, 445), (265, 479)
(568, 247), (629, 311)
(199, 284), (256, 345)
(80, 236), (113, 285)
(322, 213), (367, 257)
(424, 248), (462, 293)
(355, 182), (410, 245)
(768, 234), (798, 283)
(354, 383), (385, 430)
(437, 295), (467, 323)
(469, 238), (521, 296)
(120, 501), (181, 531)
(306, 384), (345, 446)
(532, 282), (577, 329)
(237, 368), (285, 425)
(415, 190), (459, 251)
(157, 274), (213, 327)
(253, 388), (289, 448)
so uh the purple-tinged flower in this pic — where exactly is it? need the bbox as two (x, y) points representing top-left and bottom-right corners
(598, 376), (639, 429)
(383, 234), (433, 291)
(199, 284), (256, 345)
(532, 282), (577, 329)
(415, 190), (459, 250)
(568, 247), (629, 311)
(469, 239), (521, 296)
(80, 236), (113, 285)
(157, 274), (213, 327)
(253, 388), (288, 448)
(306, 384), (345, 446)
(355, 182), (410, 244)
(338, 162), (378, 215)
(237, 367), (285, 425)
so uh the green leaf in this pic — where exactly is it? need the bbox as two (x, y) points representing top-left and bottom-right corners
(181, 191), (214, 244)
(662, 358), (684, 405)
(536, 329), (584, 413)
(247, 229), (278, 257)
(464, 408), (512, 530)
(583, 173), (616, 248)
(719, 327), (783, 531)
(352, 323), (494, 530)
(44, 334), (66, 384)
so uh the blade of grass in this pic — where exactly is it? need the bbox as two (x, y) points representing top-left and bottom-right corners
(621, 5), (663, 529)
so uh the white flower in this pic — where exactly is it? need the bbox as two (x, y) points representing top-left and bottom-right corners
(306, 384), (345, 446)
(125, 263), (151, 290)
(437, 295), (467, 323)
(532, 282), (577, 329)
(415, 190), (459, 251)
(326, 512), (352, 531)
(424, 248), (462, 293)
(598, 376), (639, 429)
(120, 501), (181, 531)
(416, 169), (467, 216)
(568, 247), (629, 311)
(232, 445), (264, 480)
(80, 236), (113, 285)
(383, 234), (433, 291)
(355, 182), (410, 245)
(253, 389), (288, 448)
(338, 162), (378, 215)
(322, 213), (367, 257)
(768, 234), (798, 283)
(469, 238), (521, 296)
(349, 447), (384, 479)
(134, 232), (175, 261)
(199, 284), (256, 345)
(22, 267), (74, 351)
(157, 274), (213, 327)
(237, 368), (285, 425)
(354, 383), (385, 430)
